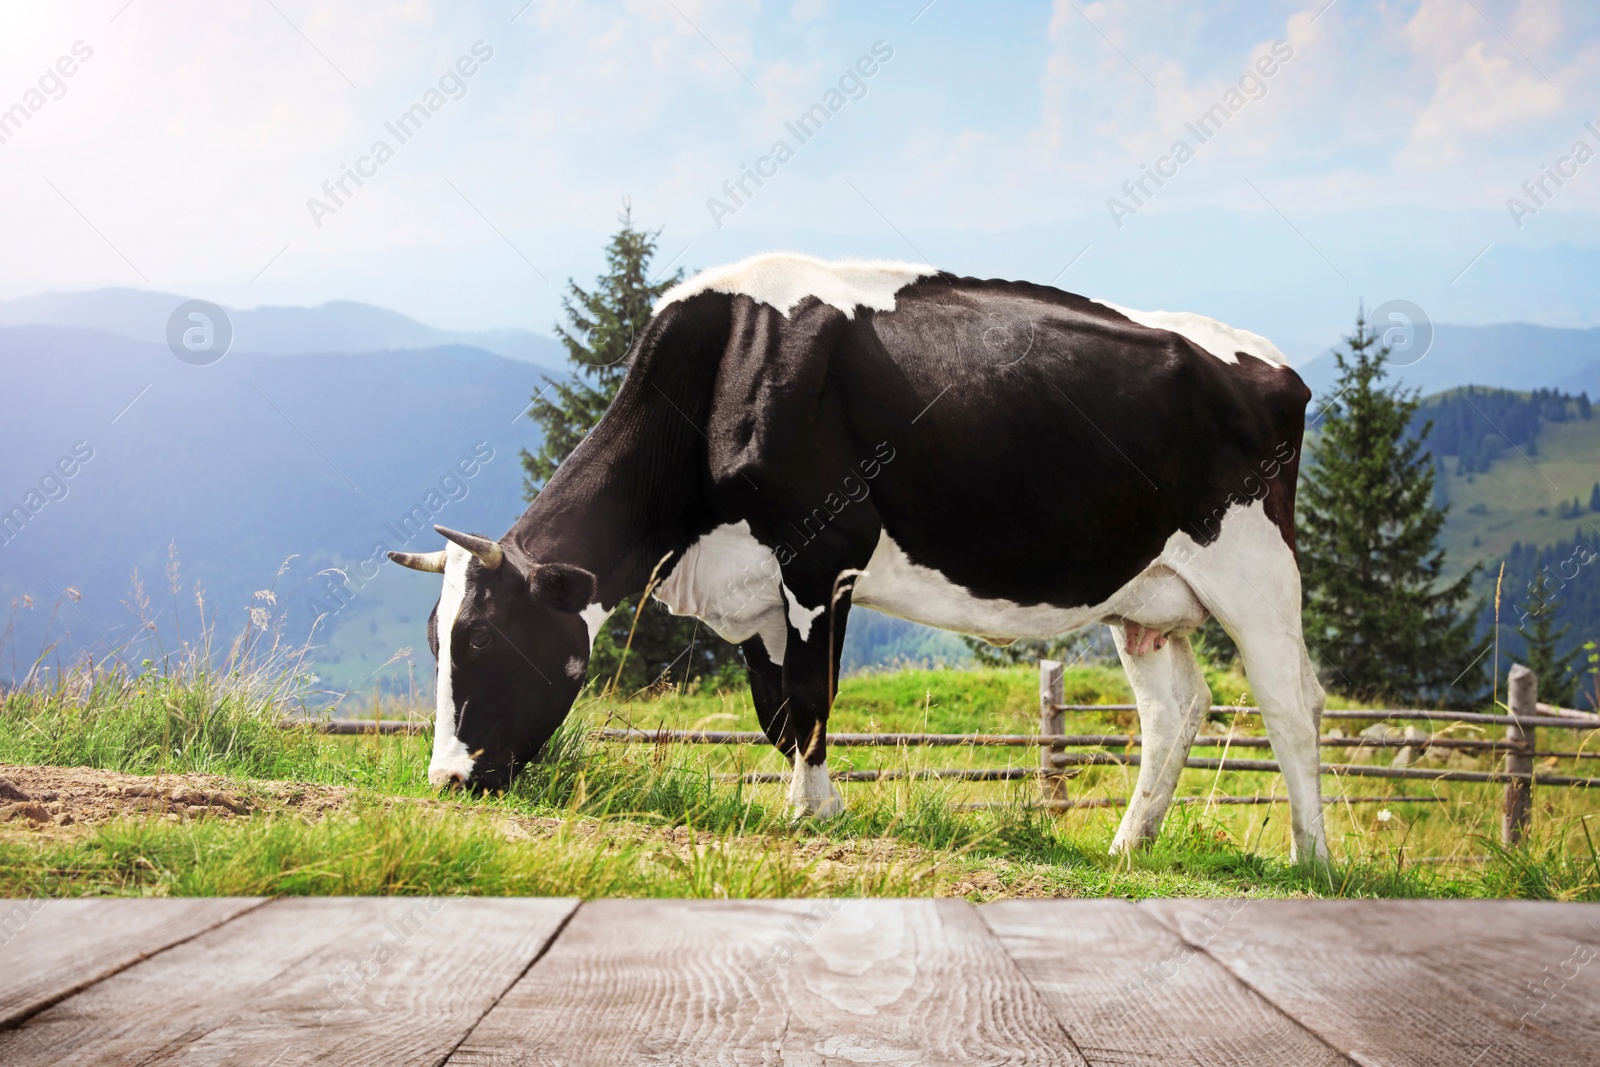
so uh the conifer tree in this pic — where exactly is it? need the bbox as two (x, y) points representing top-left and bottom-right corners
(519, 207), (742, 694)
(520, 206), (672, 494)
(1519, 555), (1578, 707)
(1298, 310), (1485, 703)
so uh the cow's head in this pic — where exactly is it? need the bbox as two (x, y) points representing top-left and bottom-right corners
(389, 525), (598, 791)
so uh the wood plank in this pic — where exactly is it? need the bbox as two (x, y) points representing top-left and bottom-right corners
(1269, 901), (1600, 1052)
(1143, 900), (1600, 1067)
(0, 897), (264, 1028)
(449, 898), (1087, 1066)
(982, 899), (1352, 1066)
(0, 897), (577, 1066)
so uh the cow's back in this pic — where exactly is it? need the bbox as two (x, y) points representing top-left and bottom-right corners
(830, 274), (1310, 606)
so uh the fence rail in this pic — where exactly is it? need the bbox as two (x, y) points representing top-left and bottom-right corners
(285, 662), (1597, 843)
(1055, 704), (1599, 730)
(595, 727), (1589, 759)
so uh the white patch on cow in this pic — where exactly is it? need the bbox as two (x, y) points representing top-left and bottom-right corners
(788, 755), (844, 818)
(578, 601), (609, 651)
(1092, 300), (1288, 368)
(852, 532), (1209, 641)
(655, 252), (937, 320)
(652, 524), (1215, 655)
(564, 655), (585, 680)
(653, 521), (790, 664)
(851, 535), (1086, 638)
(781, 584), (826, 643)
(429, 544), (476, 787)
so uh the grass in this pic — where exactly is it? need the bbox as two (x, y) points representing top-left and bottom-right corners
(3, 632), (1599, 901)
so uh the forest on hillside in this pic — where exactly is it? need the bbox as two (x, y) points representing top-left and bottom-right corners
(1414, 387), (1591, 474)
(1407, 387), (1600, 703)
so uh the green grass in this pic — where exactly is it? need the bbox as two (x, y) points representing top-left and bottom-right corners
(2, 651), (1598, 900)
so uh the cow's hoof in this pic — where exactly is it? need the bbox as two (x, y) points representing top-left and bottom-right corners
(788, 785), (846, 820)
(787, 762), (845, 819)
(807, 790), (846, 819)
(1108, 830), (1154, 856)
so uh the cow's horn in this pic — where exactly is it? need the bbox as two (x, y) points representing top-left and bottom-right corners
(434, 526), (504, 570)
(387, 550), (446, 573)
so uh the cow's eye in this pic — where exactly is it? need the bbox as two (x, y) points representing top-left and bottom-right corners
(468, 629), (492, 650)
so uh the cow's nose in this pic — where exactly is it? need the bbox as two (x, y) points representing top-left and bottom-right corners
(428, 767), (469, 788)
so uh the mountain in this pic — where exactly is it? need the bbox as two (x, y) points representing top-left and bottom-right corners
(0, 324), (553, 692)
(1295, 322), (1600, 401)
(0, 289), (566, 365)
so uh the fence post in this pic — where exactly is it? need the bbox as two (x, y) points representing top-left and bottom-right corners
(1503, 663), (1537, 846)
(1039, 659), (1066, 803)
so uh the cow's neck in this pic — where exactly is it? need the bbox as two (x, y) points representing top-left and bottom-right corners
(507, 311), (725, 608)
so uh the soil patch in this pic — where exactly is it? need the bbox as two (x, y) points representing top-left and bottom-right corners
(0, 764), (353, 834)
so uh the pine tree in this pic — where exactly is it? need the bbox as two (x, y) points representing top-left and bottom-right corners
(1518, 554), (1577, 707)
(520, 206), (672, 494)
(1589, 482), (1599, 514)
(519, 207), (743, 694)
(1298, 309), (1485, 703)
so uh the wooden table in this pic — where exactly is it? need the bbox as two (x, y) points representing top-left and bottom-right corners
(0, 898), (1595, 1065)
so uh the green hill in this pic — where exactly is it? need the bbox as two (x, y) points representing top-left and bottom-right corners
(1435, 413), (1600, 578)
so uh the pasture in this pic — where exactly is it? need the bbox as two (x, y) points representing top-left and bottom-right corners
(1, 646), (1597, 901)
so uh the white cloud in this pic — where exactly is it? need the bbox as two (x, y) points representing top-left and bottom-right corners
(1, 0), (1599, 330)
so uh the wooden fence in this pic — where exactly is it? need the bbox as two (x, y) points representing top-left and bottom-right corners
(1036, 660), (1600, 845)
(293, 662), (1599, 845)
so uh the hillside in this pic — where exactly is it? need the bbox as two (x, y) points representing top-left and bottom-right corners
(1435, 413), (1600, 572)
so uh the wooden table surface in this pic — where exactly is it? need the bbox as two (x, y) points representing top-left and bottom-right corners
(0, 897), (1596, 1065)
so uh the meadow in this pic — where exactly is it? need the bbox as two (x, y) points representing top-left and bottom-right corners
(1, 626), (1597, 902)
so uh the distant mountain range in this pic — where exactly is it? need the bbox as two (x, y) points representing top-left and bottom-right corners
(0, 320), (554, 692)
(1293, 322), (1600, 401)
(3, 287), (1598, 692)
(0, 289), (566, 365)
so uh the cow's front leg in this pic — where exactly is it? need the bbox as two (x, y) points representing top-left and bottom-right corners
(740, 632), (797, 758)
(775, 571), (856, 819)
(780, 615), (844, 818)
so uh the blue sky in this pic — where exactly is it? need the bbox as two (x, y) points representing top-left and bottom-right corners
(2, 0), (1599, 360)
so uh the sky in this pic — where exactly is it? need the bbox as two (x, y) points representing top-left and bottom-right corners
(3, 0), (1600, 359)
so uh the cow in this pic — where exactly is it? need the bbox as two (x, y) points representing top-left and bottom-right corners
(389, 253), (1329, 863)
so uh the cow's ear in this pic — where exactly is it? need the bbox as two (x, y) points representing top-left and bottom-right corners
(529, 563), (597, 614)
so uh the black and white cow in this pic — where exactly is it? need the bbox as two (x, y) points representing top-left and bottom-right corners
(390, 253), (1329, 862)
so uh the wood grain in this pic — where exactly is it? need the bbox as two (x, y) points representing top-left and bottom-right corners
(0, 896), (577, 1066)
(982, 899), (1353, 1066)
(1144, 899), (1600, 1067)
(1275, 901), (1600, 1053)
(449, 898), (1087, 1066)
(0, 897), (264, 1028)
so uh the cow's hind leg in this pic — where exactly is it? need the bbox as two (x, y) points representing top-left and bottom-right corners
(1177, 505), (1329, 864)
(1110, 629), (1211, 854)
